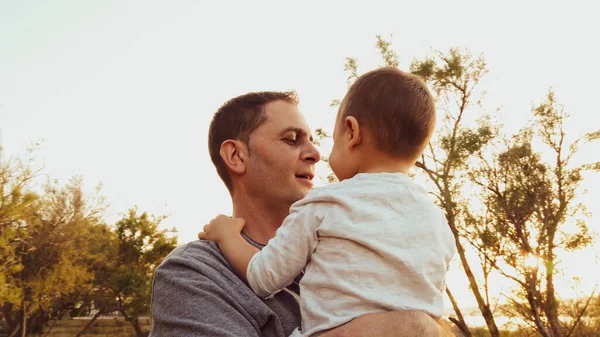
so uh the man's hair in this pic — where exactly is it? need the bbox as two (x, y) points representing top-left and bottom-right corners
(341, 66), (436, 160)
(208, 91), (299, 193)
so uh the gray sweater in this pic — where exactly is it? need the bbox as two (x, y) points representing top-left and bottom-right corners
(149, 237), (301, 337)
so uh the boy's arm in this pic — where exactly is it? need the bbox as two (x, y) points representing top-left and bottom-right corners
(200, 202), (321, 297)
(198, 216), (258, 283)
(246, 202), (321, 297)
(217, 233), (259, 283)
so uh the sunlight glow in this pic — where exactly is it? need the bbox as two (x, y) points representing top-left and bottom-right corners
(524, 253), (541, 270)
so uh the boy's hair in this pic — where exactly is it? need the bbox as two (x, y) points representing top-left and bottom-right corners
(208, 91), (299, 193)
(341, 66), (436, 160)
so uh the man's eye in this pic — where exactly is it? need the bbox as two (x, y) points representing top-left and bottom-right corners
(284, 138), (298, 145)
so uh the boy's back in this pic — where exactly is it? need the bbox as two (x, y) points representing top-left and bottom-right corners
(257, 172), (456, 336)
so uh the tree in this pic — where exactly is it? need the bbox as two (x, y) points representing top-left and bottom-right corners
(471, 91), (599, 336)
(0, 155), (40, 312)
(82, 208), (177, 337)
(0, 156), (41, 337)
(558, 292), (600, 337)
(1, 174), (106, 337)
(409, 46), (502, 337)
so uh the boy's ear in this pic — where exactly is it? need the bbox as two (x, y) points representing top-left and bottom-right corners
(220, 140), (248, 175)
(345, 116), (362, 150)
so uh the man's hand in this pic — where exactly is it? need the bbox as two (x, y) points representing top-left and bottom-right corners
(320, 310), (455, 337)
(198, 214), (246, 243)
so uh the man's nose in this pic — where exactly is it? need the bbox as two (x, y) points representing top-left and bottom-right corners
(303, 142), (321, 164)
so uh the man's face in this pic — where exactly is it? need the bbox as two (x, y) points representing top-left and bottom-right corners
(243, 100), (320, 207)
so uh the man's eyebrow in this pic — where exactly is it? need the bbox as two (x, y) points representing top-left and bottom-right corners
(280, 127), (314, 142)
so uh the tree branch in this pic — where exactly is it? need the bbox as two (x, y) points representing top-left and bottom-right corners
(565, 288), (596, 337)
(461, 233), (526, 288)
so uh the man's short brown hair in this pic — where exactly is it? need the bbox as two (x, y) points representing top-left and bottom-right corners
(208, 91), (299, 193)
(341, 66), (436, 160)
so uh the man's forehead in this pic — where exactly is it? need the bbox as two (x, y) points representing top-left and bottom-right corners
(263, 101), (311, 133)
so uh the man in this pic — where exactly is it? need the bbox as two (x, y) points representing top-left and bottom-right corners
(149, 91), (452, 337)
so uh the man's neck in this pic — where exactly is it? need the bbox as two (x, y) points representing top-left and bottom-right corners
(231, 194), (289, 245)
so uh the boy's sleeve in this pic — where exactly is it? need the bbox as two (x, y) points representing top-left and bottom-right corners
(247, 201), (323, 298)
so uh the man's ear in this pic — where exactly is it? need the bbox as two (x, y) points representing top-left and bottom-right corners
(219, 140), (248, 175)
(345, 116), (362, 150)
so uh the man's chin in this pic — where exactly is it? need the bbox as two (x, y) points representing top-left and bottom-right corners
(289, 186), (311, 202)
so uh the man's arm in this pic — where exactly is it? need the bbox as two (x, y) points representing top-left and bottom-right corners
(149, 253), (262, 337)
(320, 311), (456, 337)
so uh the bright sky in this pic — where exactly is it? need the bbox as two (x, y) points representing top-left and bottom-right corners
(1, 0), (599, 311)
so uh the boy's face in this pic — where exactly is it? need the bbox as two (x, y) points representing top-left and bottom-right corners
(329, 99), (359, 182)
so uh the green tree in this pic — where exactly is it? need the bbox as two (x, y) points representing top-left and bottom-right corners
(1, 174), (106, 337)
(82, 208), (177, 337)
(0, 156), (40, 310)
(0, 156), (41, 337)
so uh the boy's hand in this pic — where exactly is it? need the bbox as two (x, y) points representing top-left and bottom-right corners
(198, 214), (245, 243)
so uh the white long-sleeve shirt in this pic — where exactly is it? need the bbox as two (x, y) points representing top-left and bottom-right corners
(246, 172), (456, 337)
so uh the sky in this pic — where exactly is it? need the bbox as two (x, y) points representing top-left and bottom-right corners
(1, 0), (599, 311)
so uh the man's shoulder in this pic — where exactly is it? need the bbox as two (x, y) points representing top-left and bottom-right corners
(157, 240), (230, 276)
(153, 240), (257, 303)
(165, 239), (219, 258)
(163, 239), (216, 260)
(150, 241), (299, 337)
